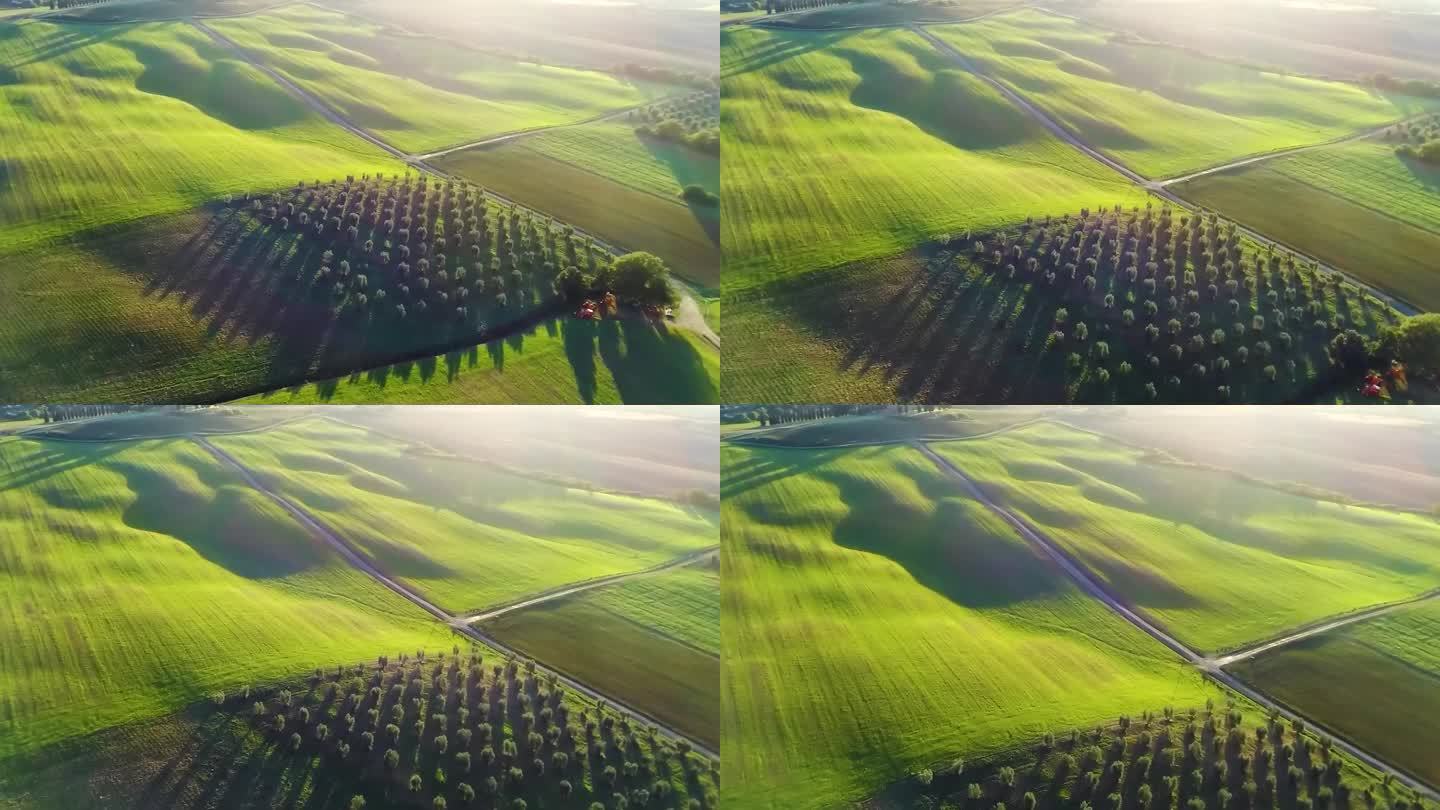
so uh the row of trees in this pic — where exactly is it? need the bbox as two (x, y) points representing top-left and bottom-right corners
(226, 646), (717, 809)
(946, 204), (1400, 400)
(632, 92), (719, 156)
(907, 701), (1429, 810)
(725, 404), (930, 426)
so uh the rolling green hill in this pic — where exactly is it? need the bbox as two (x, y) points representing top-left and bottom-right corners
(722, 442), (1219, 810)
(1229, 599), (1440, 788)
(720, 24), (1147, 294)
(209, 5), (678, 153)
(930, 11), (1440, 179)
(0, 435), (452, 762)
(929, 422), (1440, 653)
(210, 419), (719, 614)
(0, 19), (403, 254)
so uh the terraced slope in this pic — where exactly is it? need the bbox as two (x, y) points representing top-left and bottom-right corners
(722, 442), (1220, 810)
(1230, 599), (1440, 788)
(0, 19), (403, 253)
(0, 436), (451, 761)
(930, 422), (1440, 654)
(211, 419), (718, 613)
(720, 25), (1146, 294)
(930, 10), (1440, 179)
(209, 5), (678, 153)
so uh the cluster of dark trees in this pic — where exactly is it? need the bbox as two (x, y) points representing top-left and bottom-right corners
(613, 64), (718, 92)
(46, 0), (112, 9)
(28, 405), (204, 424)
(761, 0), (864, 14)
(1386, 114), (1440, 165)
(632, 92), (719, 156)
(235, 171), (676, 322)
(908, 702), (1430, 810)
(232, 647), (718, 810)
(956, 204), (1399, 400)
(1370, 74), (1440, 100)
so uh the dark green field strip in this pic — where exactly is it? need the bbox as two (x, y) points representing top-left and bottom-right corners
(480, 601), (719, 750)
(433, 147), (720, 288)
(1230, 634), (1440, 789)
(1176, 169), (1440, 313)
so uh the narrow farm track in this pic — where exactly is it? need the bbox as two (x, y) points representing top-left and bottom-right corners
(192, 20), (719, 350)
(192, 436), (720, 760)
(414, 103), (659, 161)
(908, 20), (1421, 316)
(913, 441), (1440, 801)
(460, 547), (719, 624)
(1209, 591), (1440, 669)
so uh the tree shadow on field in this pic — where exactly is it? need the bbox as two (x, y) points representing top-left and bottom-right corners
(721, 444), (845, 503)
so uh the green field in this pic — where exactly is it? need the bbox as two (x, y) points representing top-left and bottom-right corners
(929, 422), (1440, 653)
(481, 562), (719, 748)
(209, 5), (678, 154)
(238, 318), (720, 404)
(0, 18), (403, 254)
(722, 441), (1220, 810)
(0, 434), (453, 762)
(720, 25), (1147, 294)
(930, 11), (1439, 179)
(522, 119), (719, 201)
(433, 145), (721, 287)
(1229, 599), (1440, 789)
(211, 419), (719, 614)
(1176, 142), (1440, 311)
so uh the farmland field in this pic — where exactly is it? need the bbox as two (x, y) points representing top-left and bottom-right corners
(433, 144), (721, 287)
(209, 5), (680, 154)
(0, 434), (453, 761)
(720, 24), (1148, 294)
(0, 19), (403, 254)
(930, 11), (1440, 179)
(722, 441), (1220, 810)
(237, 317), (720, 405)
(1228, 598), (1440, 788)
(480, 560), (720, 748)
(211, 418), (720, 614)
(1175, 141), (1440, 311)
(929, 421), (1440, 653)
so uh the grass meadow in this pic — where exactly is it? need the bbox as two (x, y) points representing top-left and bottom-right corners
(721, 442), (1220, 810)
(0, 19), (403, 255)
(237, 317), (720, 405)
(1229, 599), (1440, 788)
(929, 422), (1440, 653)
(211, 419), (719, 614)
(0, 435), (453, 762)
(433, 145), (721, 288)
(719, 25), (1147, 295)
(209, 5), (678, 154)
(480, 561), (719, 748)
(1176, 141), (1440, 311)
(930, 11), (1440, 179)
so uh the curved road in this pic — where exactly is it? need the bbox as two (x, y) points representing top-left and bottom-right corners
(193, 436), (719, 760)
(914, 440), (1439, 800)
(461, 547), (718, 624)
(192, 21), (719, 351)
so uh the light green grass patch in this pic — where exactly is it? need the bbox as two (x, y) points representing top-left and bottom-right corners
(930, 10), (1440, 179)
(582, 561), (720, 654)
(210, 5), (678, 153)
(0, 19), (404, 253)
(722, 442), (1220, 810)
(930, 422), (1440, 653)
(522, 119), (719, 199)
(211, 419), (718, 614)
(720, 25), (1147, 294)
(0, 436), (452, 760)
(1228, 599), (1440, 787)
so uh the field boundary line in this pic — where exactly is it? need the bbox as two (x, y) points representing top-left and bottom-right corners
(459, 547), (719, 623)
(1211, 590), (1440, 668)
(191, 435), (719, 759)
(915, 440), (1440, 800)
(907, 22), (1421, 315)
(413, 99), (696, 162)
